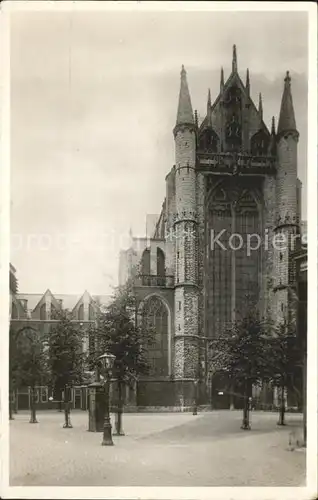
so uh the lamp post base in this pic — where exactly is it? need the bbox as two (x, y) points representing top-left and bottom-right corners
(240, 423), (251, 430)
(102, 422), (114, 446)
(241, 413), (251, 430)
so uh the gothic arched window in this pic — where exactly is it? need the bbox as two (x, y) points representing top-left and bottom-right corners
(198, 128), (219, 153)
(78, 304), (84, 321)
(89, 304), (95, 321)
(141, 249), (150, 275)
(11, 302), (18, 319)
(51, 304), (57, 320)
(142, 296), (169, 377)
(251, 130), (270, 156)
(40, 303), (46, 320)
(225, 114), (242, 151)
(157, 248), (165, 277)
(206, 181), (261, 339)
(223, 84), (242, 108)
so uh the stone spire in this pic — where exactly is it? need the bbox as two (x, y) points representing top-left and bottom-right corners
(258, 93), (263, 120)
(246, 68), (250, 95)
(277, 71), (297, 136)
(176, 65), (194, 126)
(220, 66), (224, 92)
(232, 44), (237, 73)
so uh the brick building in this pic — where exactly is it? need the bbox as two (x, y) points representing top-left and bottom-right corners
(10, 279), (110, 410)
(119, 46), (307, 410)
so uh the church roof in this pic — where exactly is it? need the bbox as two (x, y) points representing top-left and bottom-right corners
(16, 291), (111, 313)
(277, 71), (297, 136)
(175, 65), (194, 126)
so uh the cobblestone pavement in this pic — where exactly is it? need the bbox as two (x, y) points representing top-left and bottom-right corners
(9, 410), (306, 487)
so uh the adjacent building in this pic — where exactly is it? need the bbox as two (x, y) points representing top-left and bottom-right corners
(10, 279), (110, 410)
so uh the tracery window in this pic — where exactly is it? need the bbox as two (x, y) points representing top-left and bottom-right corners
(206, 182), (260, 338)
(225, 114), (242, 151)
(142, 296), (169, 376)
(250, 130), (270, 156)
(207, 189), (232, 338)
(223, 84), (243, 152)
(234, 190), (260, 315)
(198, 128), (219, 153)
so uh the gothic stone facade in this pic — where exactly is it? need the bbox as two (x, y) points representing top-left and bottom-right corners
(119, 46), (304, 410)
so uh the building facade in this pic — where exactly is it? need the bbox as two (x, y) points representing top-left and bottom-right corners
(10, 281), (110, 411)
(119, 46), (307, 410)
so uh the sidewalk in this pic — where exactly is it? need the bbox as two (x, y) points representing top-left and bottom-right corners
(9, 410), (306, 487)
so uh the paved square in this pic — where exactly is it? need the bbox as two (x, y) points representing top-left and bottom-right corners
(10, 410), (305, 487)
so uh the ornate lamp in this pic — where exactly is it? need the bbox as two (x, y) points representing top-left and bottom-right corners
(97, 353), (116, 446)
(98, 353), (116, 374)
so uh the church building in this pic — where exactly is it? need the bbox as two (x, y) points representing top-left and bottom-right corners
(121, 45), (304, 410)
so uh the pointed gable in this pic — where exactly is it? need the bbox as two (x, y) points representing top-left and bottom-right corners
(11, 295), (28, 320)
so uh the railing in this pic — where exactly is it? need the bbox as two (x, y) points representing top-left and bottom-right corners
(197, 152), (276, 174)
(136, 275), (174, 288)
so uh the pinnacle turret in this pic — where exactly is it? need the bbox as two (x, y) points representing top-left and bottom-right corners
(207, 89), (212, 126)
(246, 68), (250, 95)
(271, 116), (276, 135)
(277, 71), (297, 137)
(220, 67), (224, 92)
(175, 65), (194, 126)
(258, 93), (263, 121)
(232, 45), (237, 73)
(268, 116), (276, 155)
(207, 88), (211, 107)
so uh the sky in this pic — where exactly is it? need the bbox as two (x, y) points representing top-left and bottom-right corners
(10, 9), (308, 295)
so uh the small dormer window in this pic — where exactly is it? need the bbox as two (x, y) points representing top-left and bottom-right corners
(78, 304), (84, 321)
(40, 303), (46, 320)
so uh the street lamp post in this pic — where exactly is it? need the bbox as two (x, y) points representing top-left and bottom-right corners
(98, 353), (116, 446)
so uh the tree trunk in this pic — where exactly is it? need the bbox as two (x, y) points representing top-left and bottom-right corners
(29, 387), (38, 423)
(63, 386), (73, 428)
(229, 380), (235, 410)
(277, 384), (286, 425)
(114, 380), (125, 436)
(241, 381), (251, 430)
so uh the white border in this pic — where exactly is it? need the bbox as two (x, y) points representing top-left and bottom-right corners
(1, 2), (317, 500)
